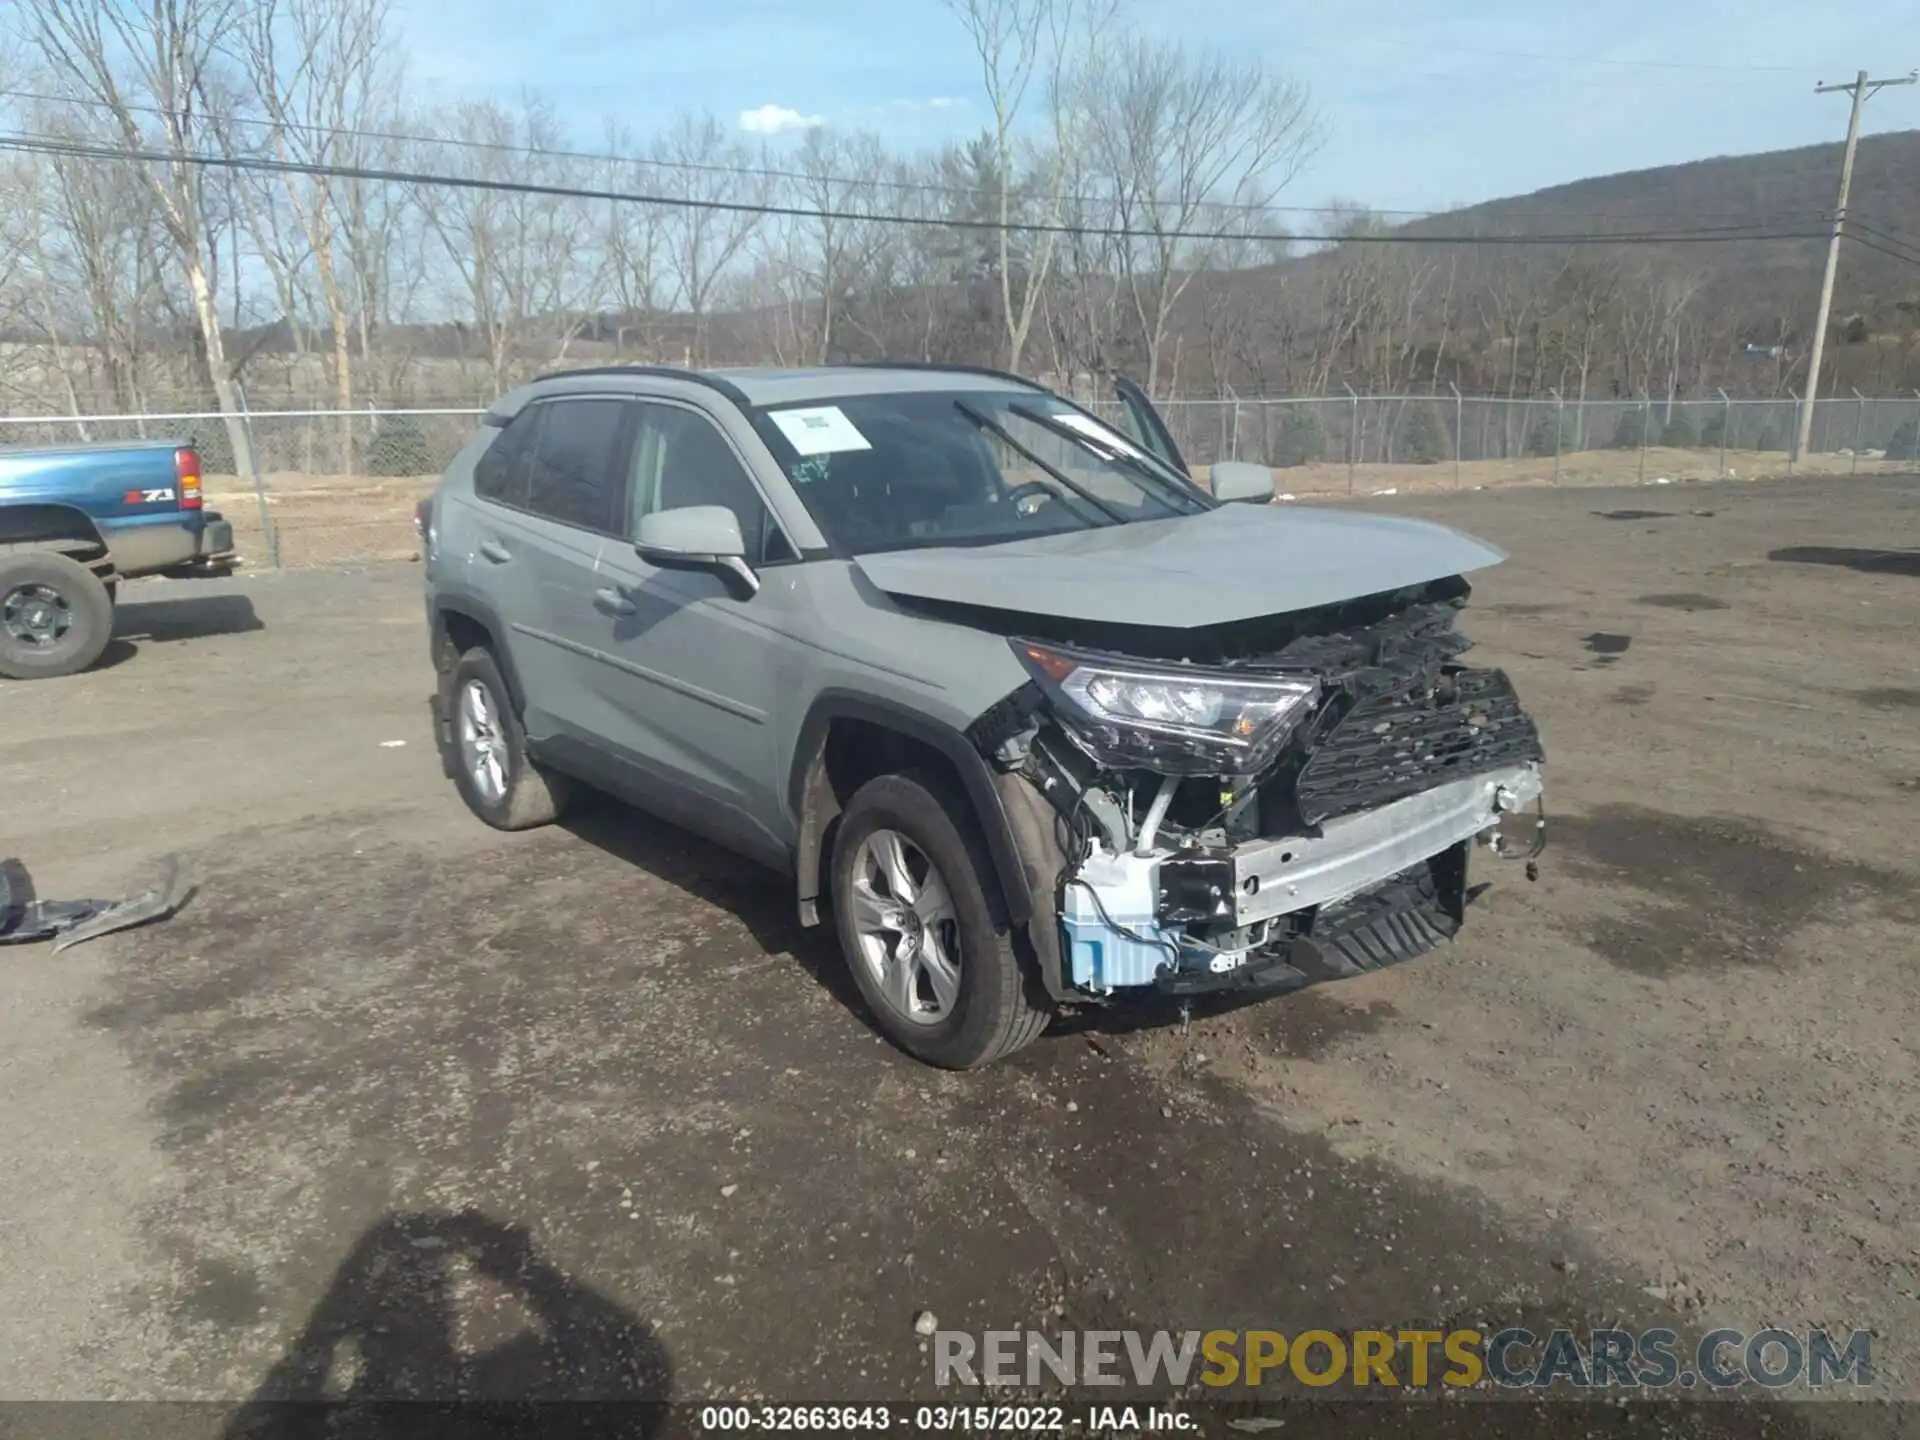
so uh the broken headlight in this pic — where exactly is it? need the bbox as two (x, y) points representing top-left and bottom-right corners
(1014, 640), (1320, 777)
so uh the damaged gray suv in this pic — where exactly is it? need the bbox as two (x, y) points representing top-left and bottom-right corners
(422, 364), (1546, 1068)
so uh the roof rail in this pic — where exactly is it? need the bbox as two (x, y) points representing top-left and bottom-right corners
(835, 360), (1049, 392)
(534, 364), (753, 408)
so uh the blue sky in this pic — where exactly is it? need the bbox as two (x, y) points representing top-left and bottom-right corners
(400, 0), (1920, 215)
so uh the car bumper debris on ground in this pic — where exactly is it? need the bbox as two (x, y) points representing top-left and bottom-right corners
(0, 854), (190, 953)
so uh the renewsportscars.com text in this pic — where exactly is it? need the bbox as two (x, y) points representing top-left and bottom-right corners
(935, 1327), (1874, 1391)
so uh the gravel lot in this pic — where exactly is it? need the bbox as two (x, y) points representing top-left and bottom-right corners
(2, 473), (1916, 1434)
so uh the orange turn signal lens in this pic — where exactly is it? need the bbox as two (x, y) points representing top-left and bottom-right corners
(174, 447), (203, 509)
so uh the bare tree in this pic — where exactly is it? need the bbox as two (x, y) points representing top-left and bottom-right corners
(599, 118), (668, 359)
(1080, 30), (1316, 396)
(20, 0), (258, 472)
(336, 115), (419, 401)
(1038, 126), (1127, 388)
(655, 114), (766, 365)
(416, 100), (602, 396)
(848, 154), (963, 363)
(939, 0), (1114, 374)
(1610, 266), (1700, 406)
(786, 128), (891, 363)
(1546, 254), (1621, 445)
(242, 0), (398, 468)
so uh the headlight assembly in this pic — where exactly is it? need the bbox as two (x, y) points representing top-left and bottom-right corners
(1014, 640), (1320, 776)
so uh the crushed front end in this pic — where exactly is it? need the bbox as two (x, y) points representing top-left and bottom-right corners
(967, 576), (1546, 1001)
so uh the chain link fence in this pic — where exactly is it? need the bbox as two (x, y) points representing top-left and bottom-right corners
(6, 392), (1917, 569)
(1134, 394), (1920, 481)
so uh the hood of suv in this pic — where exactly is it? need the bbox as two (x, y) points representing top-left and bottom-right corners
(852, 505), (1505, 628)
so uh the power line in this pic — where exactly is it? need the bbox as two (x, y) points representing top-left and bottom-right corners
(1839, 215), (1920, 261)
(0, 83), (1431, 219)
(0, 129), (1837, 252)
(1847, 231), (1920, 268)
(0, 85), (1846, 230)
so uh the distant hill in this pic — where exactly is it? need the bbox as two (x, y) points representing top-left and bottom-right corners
(1143, 130), (1920, 399)
(223, 130), (1920, 401)
(1410, 129), (1920, 316)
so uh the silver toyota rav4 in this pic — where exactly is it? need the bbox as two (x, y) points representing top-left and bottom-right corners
(422, 363), (1546, 1069)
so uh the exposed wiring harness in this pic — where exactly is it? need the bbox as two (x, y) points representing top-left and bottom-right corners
(1066, 875), (1184, 968)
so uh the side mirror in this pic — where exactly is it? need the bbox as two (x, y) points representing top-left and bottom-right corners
(636, 505), (759, 596)
(1208, 461), (1274, 505)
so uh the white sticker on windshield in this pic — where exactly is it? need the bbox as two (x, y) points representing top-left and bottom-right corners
(769, 405), (872, 456)
(1051, 411), (1146, 458)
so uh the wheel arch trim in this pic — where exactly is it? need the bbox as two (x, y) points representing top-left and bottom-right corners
(430, 594), (527, 711)
(788, 691), (1036, 934)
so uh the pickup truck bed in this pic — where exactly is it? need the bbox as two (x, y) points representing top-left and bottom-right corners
(0, 438), (237, 679)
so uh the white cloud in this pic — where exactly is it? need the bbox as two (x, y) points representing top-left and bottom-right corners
(738, 104), (824, 135)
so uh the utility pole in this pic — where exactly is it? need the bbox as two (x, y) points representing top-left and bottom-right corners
(1796, 69), (1917, 462)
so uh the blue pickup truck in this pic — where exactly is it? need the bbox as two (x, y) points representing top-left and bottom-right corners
(0, 440), (237, 680)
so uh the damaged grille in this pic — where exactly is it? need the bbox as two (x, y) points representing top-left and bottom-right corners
(1240, 596), (1471, 696)
(1293, 668), (1542, 825)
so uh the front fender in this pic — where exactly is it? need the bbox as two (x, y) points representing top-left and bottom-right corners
(788, 690), (1038, 933)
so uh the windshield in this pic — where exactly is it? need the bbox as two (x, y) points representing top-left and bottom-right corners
(748, 389), (1213, 556)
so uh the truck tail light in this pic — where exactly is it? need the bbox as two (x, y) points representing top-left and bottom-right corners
(175, 447), (203, 509)
(414, 499), (432, 541)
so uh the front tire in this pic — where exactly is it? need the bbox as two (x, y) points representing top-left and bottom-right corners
(0, 552), (114, 681)
(445, 647), (571, 830)
(831, 772), (1051, 1069)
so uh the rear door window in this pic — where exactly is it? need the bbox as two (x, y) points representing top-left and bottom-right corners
(522, 399), (629, 534)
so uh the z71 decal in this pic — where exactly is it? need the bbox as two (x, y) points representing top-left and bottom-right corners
(123, 487), (177, 504)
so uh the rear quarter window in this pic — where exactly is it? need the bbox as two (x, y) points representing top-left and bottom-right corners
(473, 409), (541, 509)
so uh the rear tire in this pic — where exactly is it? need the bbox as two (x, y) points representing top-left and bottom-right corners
(445, 647), (571, 830)
(0, 551), (113, 681)
(831, 771), (1051, 1069)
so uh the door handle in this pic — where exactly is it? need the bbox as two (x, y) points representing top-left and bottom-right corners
(479, 540), (511, 564)
(593, 587), (637, 617)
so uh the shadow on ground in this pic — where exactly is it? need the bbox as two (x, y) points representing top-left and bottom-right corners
(115, 592), (265, 643)
(220, 1209), (670, 1436)
(1767, 545), (1920, 577)
(559, 791), (857, 1012)
(93, 593), (266, 670)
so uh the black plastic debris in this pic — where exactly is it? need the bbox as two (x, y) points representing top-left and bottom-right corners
(0, 855), (191, 953)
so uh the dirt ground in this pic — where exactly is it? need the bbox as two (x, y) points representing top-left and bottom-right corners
(2, 474), (1917, 1433)
(1251, 447), (1911, 500)
(205, 473), (435, 570)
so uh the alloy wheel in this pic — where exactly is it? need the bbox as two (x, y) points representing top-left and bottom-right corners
(847, 828), (964, 1026)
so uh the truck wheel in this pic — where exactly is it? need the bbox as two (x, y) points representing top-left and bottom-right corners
(446, 646), (572, 830)
(831, 771), (1052, 1069)
(0, 552), (114, 681)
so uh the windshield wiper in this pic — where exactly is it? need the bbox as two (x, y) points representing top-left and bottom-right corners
(953, 401), (1128, 527)
(1007, 404), (1210, 514)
